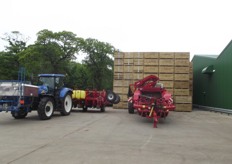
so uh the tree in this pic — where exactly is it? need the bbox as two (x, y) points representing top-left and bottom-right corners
(19, 29), (84, 76)
(0, 31), (28, 80)
(82, 38), (115, 90)
(0, 30), (117, 91)
(18, 44), (47, 82)
(1, 31), (29, 55)
(65, 62), (90, 89)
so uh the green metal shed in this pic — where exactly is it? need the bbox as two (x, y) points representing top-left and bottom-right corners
(192, 40), (232, 111)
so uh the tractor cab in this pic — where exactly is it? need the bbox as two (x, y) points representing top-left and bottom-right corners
(38, 74), (65, 95)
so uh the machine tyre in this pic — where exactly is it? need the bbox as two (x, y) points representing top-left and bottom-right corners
(100, 105), (105, 112)
(83, 106), (88, 112)
(106, 91), (116, 103)
(73, 103), (77, 108)
(60, 93), (73, 116)
(37, 97), (54, 120)
(11, 110), (28, 119)
(128, 102), (134, 114)
(113, 94), (120, 104)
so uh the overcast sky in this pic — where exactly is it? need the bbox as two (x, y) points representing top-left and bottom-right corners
(1, 0), (232, 60)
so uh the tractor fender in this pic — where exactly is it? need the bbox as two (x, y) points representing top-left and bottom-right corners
(59, 88), (73, 98)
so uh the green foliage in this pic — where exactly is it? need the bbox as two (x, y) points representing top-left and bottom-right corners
(0, 52), (19, 80)
(65, 62), (90, 89)
(18, 44), (50, 82)
(1, 31), (28, 55)
(0, 31), (27, 80)
(0, 30), (116, 91)
(19, 29), (84, 75)
(82, 38), (115, 90)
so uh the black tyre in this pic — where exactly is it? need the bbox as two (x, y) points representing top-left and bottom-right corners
(11, 110), (28, 119)
(83, 106), (88, 112)
(37, 97), (54, 120)
(127, 86), (133, 98)
(101, 105), (105, 112)
(106, 91), (116, 103)
(128, 102), (134, 114)
(113, 94), (120, 104)
(60, 93), (73, 116)
(73, 103), (77, 108)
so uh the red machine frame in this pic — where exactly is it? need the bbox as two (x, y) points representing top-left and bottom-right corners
(128, 75), (175, 128)
(84, 90), (107, 108)
(72, 90), (119, 112)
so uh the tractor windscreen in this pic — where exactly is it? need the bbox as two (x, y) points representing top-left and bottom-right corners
(38, 77), (55, 90)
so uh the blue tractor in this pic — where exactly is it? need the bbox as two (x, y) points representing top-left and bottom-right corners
(0, 72), (73, 120)
(34, 74), (73, 119)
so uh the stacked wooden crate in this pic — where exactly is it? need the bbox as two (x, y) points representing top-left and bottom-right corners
(158, 52), (175, 96)
(173, 53), (192, 111)
(113, 52), (192, 111)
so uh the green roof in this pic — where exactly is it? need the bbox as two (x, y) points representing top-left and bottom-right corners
(192, 55), (218, 61)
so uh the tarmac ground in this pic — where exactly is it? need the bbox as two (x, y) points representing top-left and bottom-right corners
(0, 107), (232, 164)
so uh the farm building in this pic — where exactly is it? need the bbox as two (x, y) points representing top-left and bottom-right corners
(192, 40), (232, 112)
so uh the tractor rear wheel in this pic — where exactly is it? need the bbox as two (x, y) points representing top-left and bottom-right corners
(11, 110), (28, 119)
(37, 97), (54, 120)
(60, 93), (72, 116)
(128, 102), (134, 114)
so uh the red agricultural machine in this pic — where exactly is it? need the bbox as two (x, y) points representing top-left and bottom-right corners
(72, 90), (120, 112)
(128, 75), (175, 128)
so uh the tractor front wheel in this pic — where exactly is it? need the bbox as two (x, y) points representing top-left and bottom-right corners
(37, 97), (54, 120)
(60, 93), (73, 116)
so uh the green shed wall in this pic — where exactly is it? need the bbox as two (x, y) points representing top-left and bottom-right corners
(192, 41), (232, 109)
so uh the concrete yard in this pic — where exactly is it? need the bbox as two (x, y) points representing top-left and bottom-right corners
(0, 108), (232, 164)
